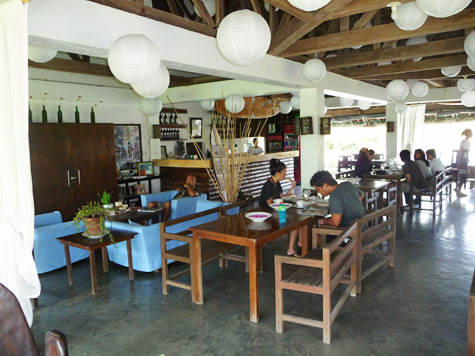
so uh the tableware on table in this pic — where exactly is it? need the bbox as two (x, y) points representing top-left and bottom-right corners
(296, 200), (305, 208)
(245, 212), (272, 222)
(274, 198), (283, 204)
(82, 232), (104, 239)
(269, 202), (292, 211)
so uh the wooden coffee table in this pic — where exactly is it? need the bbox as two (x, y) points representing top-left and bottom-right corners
(109, 206), (164, 225)
(57, 231), (136, 295)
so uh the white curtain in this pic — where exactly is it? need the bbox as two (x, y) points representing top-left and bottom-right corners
(399, 104), (426, 153)
(0, 0), (41, 326)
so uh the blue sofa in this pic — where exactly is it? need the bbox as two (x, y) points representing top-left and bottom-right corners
(140, 191), (207, 220)
(34, 211), (89, 274)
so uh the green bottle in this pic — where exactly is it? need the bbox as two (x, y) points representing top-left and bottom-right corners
(57, 105), (63, 123)
(42, 105), (47, 123)
(90, 107), (95, 124)
(75, 106), (80, 123)
(28, 104), (32, 123)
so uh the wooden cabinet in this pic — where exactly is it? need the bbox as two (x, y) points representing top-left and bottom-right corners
(29, 123), (117, 221)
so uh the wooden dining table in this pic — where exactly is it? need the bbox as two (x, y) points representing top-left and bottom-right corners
(363, 171), (405, 213)
(189, 206), (313, 323)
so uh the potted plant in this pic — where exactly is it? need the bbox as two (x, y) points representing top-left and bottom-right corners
(73, 201), (111, 239)
(98, 190), (113, 209)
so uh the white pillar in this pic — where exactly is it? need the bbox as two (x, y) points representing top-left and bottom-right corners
(385, 103), (400, 161)
(299, 88), (325, 188)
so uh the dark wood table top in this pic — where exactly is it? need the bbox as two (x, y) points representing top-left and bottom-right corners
(356, 179), (391, 191)
(363, 171), (405, 180)
(57, 230), (136, 250)
(108, 207), (164, 224)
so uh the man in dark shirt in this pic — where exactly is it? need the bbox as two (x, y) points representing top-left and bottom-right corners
(399, 150), (424, 208)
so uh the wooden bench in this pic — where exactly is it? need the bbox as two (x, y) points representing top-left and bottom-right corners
(275, 223), (358, 344)
(414, 168), (453, 216)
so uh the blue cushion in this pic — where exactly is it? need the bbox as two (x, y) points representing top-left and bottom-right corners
(196, 200), (223, 212)
(34, 211), (62, 227)
(140, 191), (178, 207)
(170, 194), (207, 220)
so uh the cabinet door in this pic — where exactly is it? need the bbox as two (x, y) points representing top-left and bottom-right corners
(29, 124), (76, 220)
(70, 124), (118, 210)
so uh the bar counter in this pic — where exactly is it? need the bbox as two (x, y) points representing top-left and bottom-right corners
(154, 151), (299, 200)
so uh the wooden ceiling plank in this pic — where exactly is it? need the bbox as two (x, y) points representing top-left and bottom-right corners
(277, 12), (291, 33)
(340, 16), (349, 32)
(263, 0), (313, 21)
(352, 9), (378, 30)
(29, 58), (114, 77)
(215, 0), (224, 26)
(281, 8), (475, 57)
(250, 0), (263, 16)
(325, 0), (411, 21)
(325, 103), (470, 117)
(364, 67), (474, 80)
(166, 0), (181, 15)
(423, 79), (445, 88)
(191, 0), (215, 27)
(372, 11), (381, 50)
(269, 4), (278, 35)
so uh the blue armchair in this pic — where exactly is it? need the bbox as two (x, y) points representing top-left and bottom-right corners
(140, 190), (207, 220)
(140, 191), (178, 207)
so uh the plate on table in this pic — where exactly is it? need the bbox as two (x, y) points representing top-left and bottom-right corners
(82, 232), (104, 239)
(245, 212), (272, 223)
(269, 203), (293, 211)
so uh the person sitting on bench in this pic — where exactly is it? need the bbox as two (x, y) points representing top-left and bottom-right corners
(162, 175), (200, 221)
(400, 150), (424, 209)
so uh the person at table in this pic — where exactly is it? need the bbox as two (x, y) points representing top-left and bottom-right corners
(400, 150), (424, 208)
(426, 149), (445, 176)
(414, 149), (432, 181)
(310, 171), (364, 228)
(455, 128), (472, 197)
(162, 175), (200, 221)
(258, 159), (301, 257)
(354, 148), (375, 178)
(250, 138), (264, 155)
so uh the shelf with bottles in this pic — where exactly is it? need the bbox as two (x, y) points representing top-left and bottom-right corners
(153, 128), (182, 140)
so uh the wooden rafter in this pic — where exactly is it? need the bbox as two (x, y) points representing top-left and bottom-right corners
(166, 0), (181, 16)
(340, 16), (349, 32)
(324, 0), (411, 21)
(423, 79), (445, 88)
(364, 67), (474, 81)
(277, 12), (291, 33)
(352, 9), (377, 30)
(215, 0), (224, 26)
(250, 0), (262, 15)
(325, 104), (469, 118)
(269, 4), (277, 35)
(191, 0), (215, 27)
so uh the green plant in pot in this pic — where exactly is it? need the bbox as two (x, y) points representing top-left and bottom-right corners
(98, 190), (113, 209)
(73, 201), (112, 240)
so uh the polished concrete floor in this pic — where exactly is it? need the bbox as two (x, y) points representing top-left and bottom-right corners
(32, 190), (475, 356)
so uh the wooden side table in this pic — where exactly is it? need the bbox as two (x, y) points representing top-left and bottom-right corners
(57, 231), (136, 295)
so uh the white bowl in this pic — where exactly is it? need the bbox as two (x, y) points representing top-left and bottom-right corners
(245, 212), (272, 223)
(269, 203), (292, 211)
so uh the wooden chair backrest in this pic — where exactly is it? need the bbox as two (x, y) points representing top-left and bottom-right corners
(357, 205), (397, 241)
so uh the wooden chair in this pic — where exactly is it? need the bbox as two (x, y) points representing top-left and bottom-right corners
(414, 168), (453, 217)
(0, 283), (68, 356)
(275, 223), (358, 344)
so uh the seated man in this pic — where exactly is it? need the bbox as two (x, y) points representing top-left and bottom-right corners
(310, 171), (365, 228)
(400, 150), (424, 208)
(162, 175), (200, 221)
(426, 149), (445, 176)
(354, 148), (375, 178)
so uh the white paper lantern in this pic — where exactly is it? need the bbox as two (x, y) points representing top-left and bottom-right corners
(352, 22), (372, 49)
(140, 98), (162, 116)
(357, 100), (372, 110)
(225, 94), (245, 113)
(396, 102), (408, 114)
(406, 36), (428, 62)
(28, 46), (57, 63)
(108, 34), (161, 85)
(411, 81), (429, 97)
(464, 31), (475, 58)
(340, 97), (354, 107)
(394, 2), (428, 31)
(468, 56), (475, 71)
(441, 66), (462, 78)
(406, 79), (419, 89)
(386, 80), (410, 102)
(288, 0), (331, 12)
(194, 0), (216, 17)
(200, 99), (215, 111)
(290, 95), (300, 110)
(461, 91), (475, 107)
(216, 10), (271, 66)
(457, 78), (475, 92)
(416, 0), (471, 18)
(302, 58), (326, 82)
(132, 64), (170, 98)
(279, 101), (292, 114)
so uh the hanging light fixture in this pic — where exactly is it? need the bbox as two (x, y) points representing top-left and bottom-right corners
(290, 95), (300, 110)
(394, 2), (427, 31)
(140, 98), (162, 116)
(464, 31), (475, 58)
(132, 64), (170, 99)
(357, 100), (372, 110)
(468, 56), (475, 71)
(457, 78), (475, 92)
(28, 46), (57, 63)
(225, 94), (245, 113)
(279, 101), (292, 114)
(415, 0), (471, 18)
(406, 36), (428, 62)
(411, 81), (430, 97)
(302, 58), (326, 82)
(287, 0), (331, 12)
(200, 99), (216, 111)
(216, 10), (271, 66)
(386, 80), (410, 102)
(396, 102), (408, 114)
(441, 66), (462, 77)
(340, 97), (354, 107)
(461, 91), (475, 107)
(194, 0), (216, 17)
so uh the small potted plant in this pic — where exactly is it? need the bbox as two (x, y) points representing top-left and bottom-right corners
(73, 201), (111, 239)
(98, 190), (113, 209)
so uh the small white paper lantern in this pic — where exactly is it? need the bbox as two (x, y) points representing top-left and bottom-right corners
(406, 36), (428, 62)
(352, 22), (372, 49)
(340, 97), (354, 107)
(386, 80), (410, 102)
(108, 34), (161, 85)
(461, 91), (475, 107)
(290, 95), (300, 110)
(216, 10), (271, 66)
(396, 103), (408, 114)
(457, 78), (475, 92)
(357, 100), (372, 110)
(28, 46), (57, 63)
(194, 0), (216, 17)
(225, 94), (245, 113)
(395, 2), (428, 31)
(264, 2), (279, 11)
(200, 99), (215, 111)
(412, 81), (429, 97)
(468, 56), (475, 71)
(140, 98), (162, 116)
(406, 79), (419, 89)
(288, 0), (331, 12)
(464, 31), (475, 58)
(279, 101), (292, 114)
(441, 66), (462, 78)
(132, 64), (170, 98)
(416, 0), (471, 18)
(302, 58), (326, 82)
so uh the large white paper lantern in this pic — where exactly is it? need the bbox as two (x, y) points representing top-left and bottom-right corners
(340, 97), (354, 107)
(302, 58), (326, 82)
(132, 64), (170, 98)
(464, 31), (475, 58)
(457, 78), (475, 92)
(290, 95), (300, 110)
(357, 100), (372, 110)
(416, 0), (471, 18)
(406, 36), (428, 62)
(441, 66), (462, 78)
(411, 81), (429, 97)
(288, 0), (331, 12)
(395, 2), (428, 31)
(461, 91), (475, 107)
(108, 34), (161, 85)
(225, 94), (245, 113)
(216, 10), (271, 66)
(200, 99), (215, 111)
(406, 79), (419, 89)
(279, 101), (292, 114)
(352, 22), (372, 49)
(28, 46), (57, 63)
(140, 98), (162, 116)
(386, 80), (410, 102)
(194, 0), (216, 17)
(468, 56), (475, 71)
(396, 102), (408, 114)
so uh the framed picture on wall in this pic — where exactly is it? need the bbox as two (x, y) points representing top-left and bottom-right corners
(190, 117), (202, 138)
(114, 124), (142, 169)
(138, 161), (153, 176)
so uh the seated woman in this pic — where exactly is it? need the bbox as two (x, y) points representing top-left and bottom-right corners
(354, 148), (375, 178)
(414, 149), (432, 181)
(259, 159), (301, 257)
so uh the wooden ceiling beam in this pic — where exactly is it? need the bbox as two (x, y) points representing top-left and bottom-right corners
(269, 4), (277, 35)
(215, 0), (224, 26)
(352, 9), (378, 30)
(191, 0), (215, 27)
(325, 0), (411, 21)
(340, 16), (349, 32)
(277, 12), (291, 33)
(326, 103), (469, 117)
(364, 67), (474, 81)
(29, 58), (114, 77)
(166, 0), (181, 16)
(262, 0), (313, 21)
(281, 8), (475, 57)
(250, 0), (263, 16)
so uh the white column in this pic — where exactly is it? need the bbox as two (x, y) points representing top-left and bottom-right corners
(299, 88), (325, 189)
(385, 103), (400, 161)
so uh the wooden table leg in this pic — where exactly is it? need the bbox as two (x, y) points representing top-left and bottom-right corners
(64, 245), (74, 286)
(249, 245), (259, 323)
(301, 223), (309, 256)
(191, 234), (203, 305)
(396, 180), (402, 215)
(126, 239), (134, 281)
(101, 247), (109, 273)
(89, 250), (97, 295)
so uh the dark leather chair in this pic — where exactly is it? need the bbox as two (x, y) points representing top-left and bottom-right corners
(0, 283), (68, 356)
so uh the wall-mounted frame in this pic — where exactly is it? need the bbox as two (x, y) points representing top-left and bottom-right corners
(114, 124), (142, 170)
(320, 117), (331, 135)
(190, 117), (202, 138)
(387, 121), (395, 133)
(138, 161), (153, 176)
(160, 145), (168, 159)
